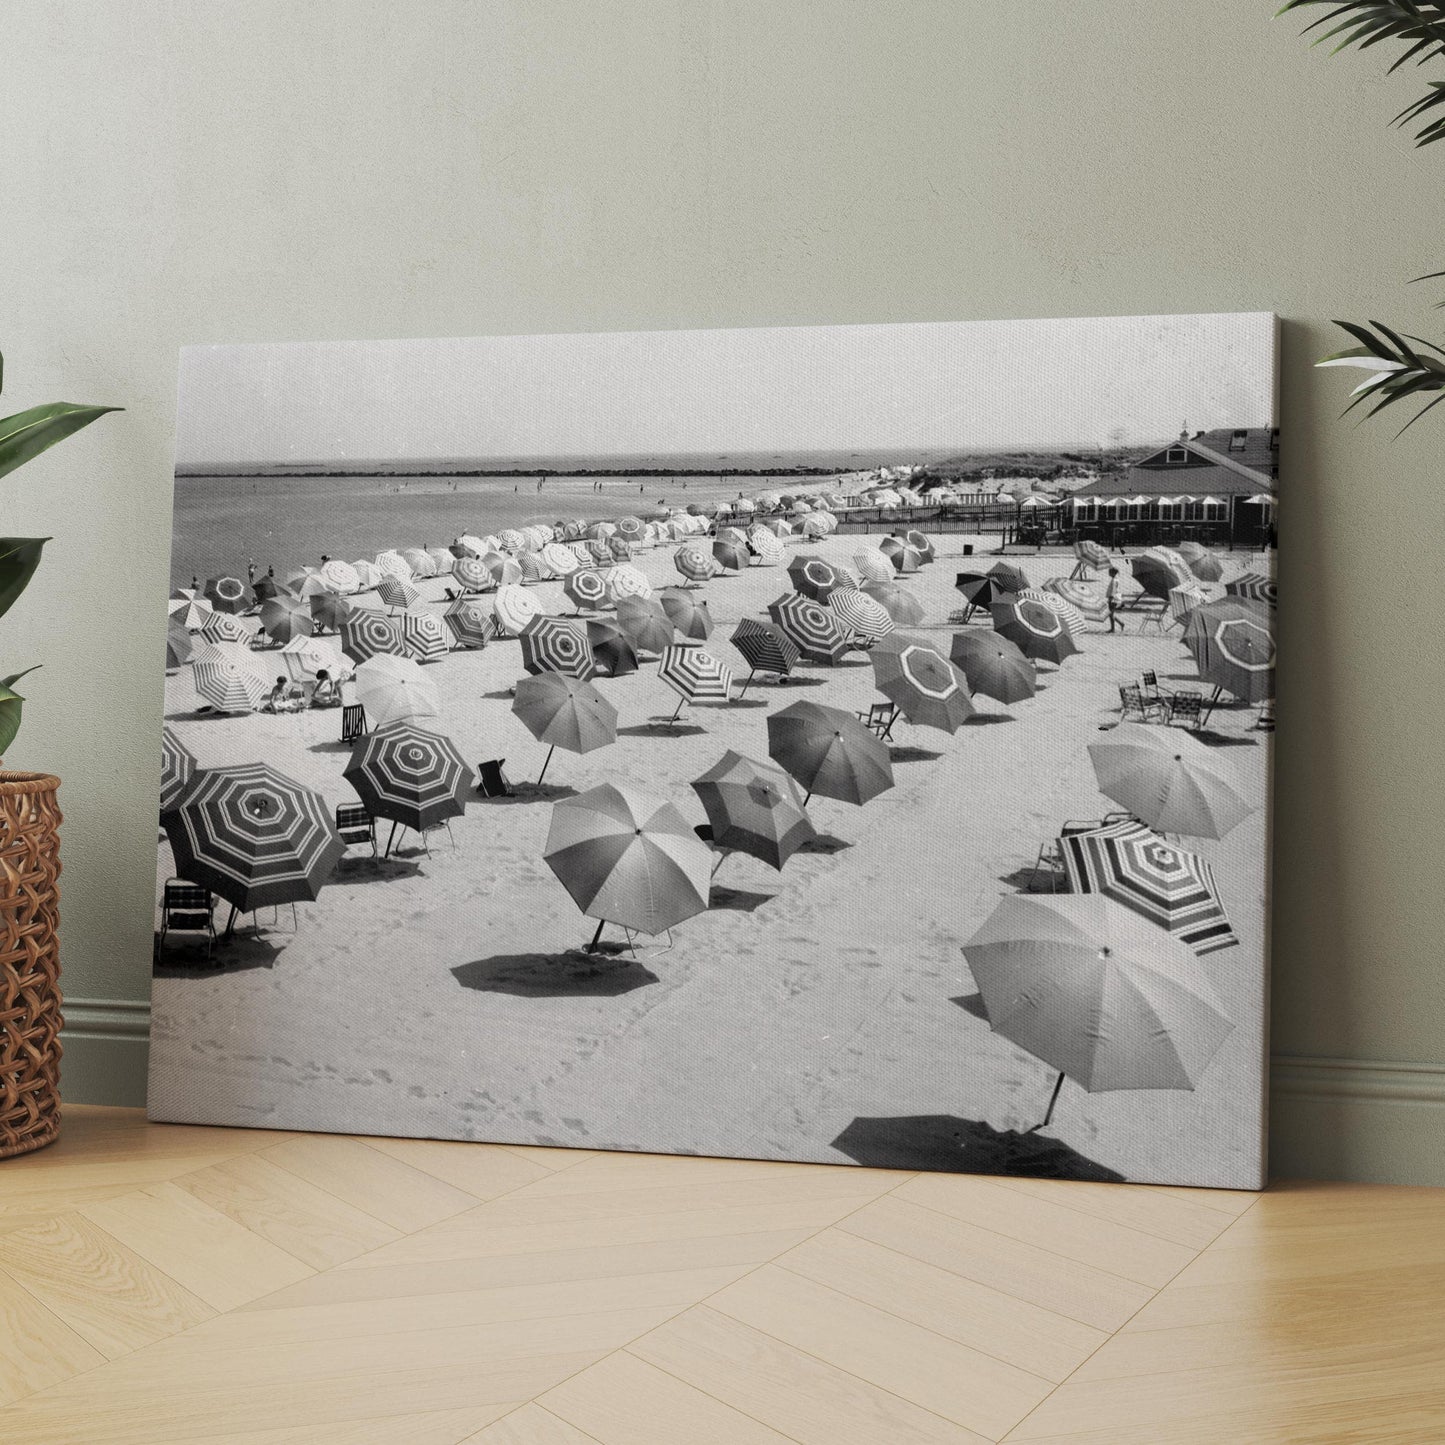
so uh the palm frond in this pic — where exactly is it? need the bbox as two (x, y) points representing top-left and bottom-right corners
(1317, 318), (1445, 432)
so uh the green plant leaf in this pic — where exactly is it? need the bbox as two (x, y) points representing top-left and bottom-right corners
(0, 402), (122, 484)
(0, 537), (49, 621)
(0, 668), (39, 757)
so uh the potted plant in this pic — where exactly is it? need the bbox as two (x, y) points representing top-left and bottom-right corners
(1, 352), (118, 1157)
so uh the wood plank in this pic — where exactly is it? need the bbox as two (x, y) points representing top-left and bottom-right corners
(0, 1265), (106, 1405)
(542, 1350), (795, 1444)
(174, 1153), (402, 1270)
(498, 1145), (597, 1172)
(362, 1137), (553, 1201)
(987, 1175), (1238, 1251)
(466, 1404), (602, 1444)
(632, 1305), (988, 1445)
(708, 1264), (1052, 1439)
(171, 1407), (514, 1445)
(0, 1213), (214, 1358)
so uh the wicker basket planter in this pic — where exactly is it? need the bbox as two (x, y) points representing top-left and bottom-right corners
(0, 771), (63, 1159)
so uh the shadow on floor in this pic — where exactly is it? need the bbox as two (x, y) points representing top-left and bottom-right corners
(618, 721), (707, 738)
(708, 885), (773, 912)
(950, 992), (991, 1023)
(451, 951), (660, 998)
(153, 930), (284, 978)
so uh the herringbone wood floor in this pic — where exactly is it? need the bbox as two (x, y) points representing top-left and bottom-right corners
(0, 1109), (1440, 1443)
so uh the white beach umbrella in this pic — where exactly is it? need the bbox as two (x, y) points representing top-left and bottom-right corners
(319, 559), (360, 594)
(494, 583), (546, 636)
(350, 559), (383, 590)
(401, 547), (436, 578)
(374, 550), (414, 581)
(354, 653), (440, 727)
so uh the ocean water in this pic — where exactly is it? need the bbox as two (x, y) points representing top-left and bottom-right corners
(168, 472), (818, 588)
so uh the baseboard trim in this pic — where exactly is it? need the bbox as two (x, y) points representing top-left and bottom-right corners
(1271, 1054), (1445, 1105)
(62, 997), (152, 1041)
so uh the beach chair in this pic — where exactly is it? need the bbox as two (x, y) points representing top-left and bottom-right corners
(855, 702), (896, 741)
(1027, 840), (1068, 893)
(1141, 670), (1174, 706)
(477, 759), (513, 799)
(1118, 684), (1163, 724)
(1166, 691), (1204, 729)
(1253, 699), (1276, 732)
(341, 703), (368, 743)
(1137, 602), (1168, 636)
(158, 879), (216, 964)
(335, 803), (377, 858)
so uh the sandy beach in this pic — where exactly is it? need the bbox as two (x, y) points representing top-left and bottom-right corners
(151, 526), (1270, 1189)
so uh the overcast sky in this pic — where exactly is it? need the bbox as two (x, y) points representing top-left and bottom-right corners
(175, 312), (1276, 473)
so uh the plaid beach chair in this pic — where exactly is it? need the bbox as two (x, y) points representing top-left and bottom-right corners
(1166, 691), (1205, 730)
(158, 879), (217, 964)
(335, 803), (377, 858)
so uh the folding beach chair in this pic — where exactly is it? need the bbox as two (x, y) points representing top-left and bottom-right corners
(341, 703), (368, 743)
(158, 879), (216, 964)
(1137, 601), (1168, 636)
(1118, 684), (1163, 724)
(855, 702), (896, 741)
(1141, 670), (1174, 707)
(1166, 691), (1204, 730)
(477, 759), (513, 799)
(1253, 699), (1276, 733)
(335, 803), (377, 858)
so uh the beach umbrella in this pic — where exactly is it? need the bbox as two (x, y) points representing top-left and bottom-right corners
(585, 619), (640, 678)
(606, 536), (632, 563)
(1148, 547), (1192, 584)
(732, 497), (756, 514)
(497, 528), (527, 552)
(251, 574), (286, 604)
(767, 592), (850, 665)
(542, 542), (579, 575)
(765, 519), (793, 538)
(374, 550), (414, 582)
(1225, 570), (1278, 608)
(200, 611), (255, 646)
(571, 539), (597, 565)
(788, 554), (846, 602)
(259, 594), (313, 645)
(905, 530), (934, 561)
(674, 543), (717, 583)
(165, 620), (197, 670)
(615, 595), (675, 655)
(586, 522), (617, 541)
(377, 576), (423, 611)
(159, 727), (198, 813)
(1129, 552), (1181, 601)
(748, 530), (785, 567)
(953, 571), (1006, 619)
(853, 551), (895, 586)
(518, 550), (550, 583)
(353, 653), (440, 728)
(493, 583), (545, 636)
(948, 631), (1036, 705)
(829, 588), (895, 644)
(767, 701), (894, 807)
(756, 491), (781, 510)
(544, 783), (712, 949)
(169, 597), (215, 632)
(453, 556), (494, 592)
(349, 559), (383, 590)
(480, 551), (524, 587)
(879, 537), (922, 573)
(1182, 597), (1275, 704)
(1061, 819), (1238, 955)
(988, 561), (1029, 593)
(730, 617), (802, 692)
(604, 563), (652, 604)
(203, 576), (247, 615)
(860, 581), (925, 627)
(1168, 583), (1208, 624)
(586, 538), (612, 565)
(401, 548), (436, 579)
(962, 894), (1234, 1129)
(341, 611), (406, 665)
(1042, 577), (1108, 625)
(712, 539), (750, 573)
(563, 568), (609, 612)
(513, 672), (618, 784)
(520, 615), (597, 679)
(280, 637), (350, 684)
(716, 526), (749, 547)
(658, 587), (715, 641)
(990, 596), (1079, 666)
(443, 596), (492, 649)
(1074, 539), (1110, 572)
(1178, 542), (1224, 583)
(453, 534), (486, 558)
(692, 750), (816, 871)
(800, 515), (830, 540)
(869, 634), (975, 733)
(614, 515), (645, 543)
(308, 592), (354, 633)
(170, 586), (199, 603)
(659, 644), (733, 720)
(1087, 723), (1253, 839)
(1018, 587), (1086, 636)
(344, 723), (469, 851)
(399, 609), (450, 662)
(426, 548), (454, 577)
(162, 762), (344, 918)
(193, 647), (268, 713)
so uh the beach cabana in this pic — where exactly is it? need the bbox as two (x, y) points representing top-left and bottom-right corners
(869, 635), (974, 734)
(766, 700), (894, 807)
(691, 750), (816, 872)
(658, 645), (733, 721)
(767, 593), (850, 665)
(353, 653), (441, 728)
(519, 616), (597, 680)
(949, 632), (1036, 706)
(512, 672), (618, 784)
(344, 722), (470, 855)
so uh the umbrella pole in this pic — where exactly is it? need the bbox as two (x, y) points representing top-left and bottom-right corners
(710, 849), (730, 880)
(385, 820), (399, 858)
(537, 745), (555, 786)
(586, 917), (606, 954)
(670, 695), (686, 723)
(1202, 684), (1223, 727)
(1028, 1071), (1066, 1134)
(802, 788), (813, 807)
(740, 667), (754, 697)
(224, 905), (238, 940)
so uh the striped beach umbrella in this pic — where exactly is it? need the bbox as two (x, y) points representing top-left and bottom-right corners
(954, 571), (1007, 619)
(749, 529), (785, 566)
(658, 588), (715, 641)
(497, 528), (527, 552)
(545, 784), (712, 948)
(341, 611), (406, 664)
(606, 536), (632, 562)
(853, 551), (896, 586)
(712, 538), (750, 573)
(604, 563), (652, 603)
(767, 592), (850, 665)
(163, 762), (343, 916)
(310, 592), (354, 633)
(879, 537), (922, 573)
(259, 595), (314, 645)
(1182, 597), (1275, 703)
(169, 597), (215, 632)
(517, 550), (549, 583)
(377, 576), (422, 611)
(1043, 577), (1108, 625)
(563, 568), (609, 612)
(353, 653), (440, 728)
(426, 548), (455, 577)
(1061, 820), (1238, 955)
(203, 576), (247, 614)
(200, 611), (255, 646)
(949, 631), (1036, 705)
(788, 554), (846, 602)
(193, 647), (267, 713)
(349, 559), (383, 590)
(400, 609), (450, 662)
(1178, 542), (1224, 584)
(615, 596), (675, 655)
(1225, 570), (1277, 608)
(443, 596), (492, 649)
(542, 542), (579, 575)
(659, 645), (733, 719)
(374, 550), (414, 582)
(801, 515), (830, 540)
(730, 617), (801, 691)
(344, 723), (469, 847)
(1088, 723), (1253, 839)
(480, 551), (524, 587)
(692, 751), (816, 871)
(401, 548), (436, 579)
(1168, 583), (1208, 625)
(453, 556), (494, 592)
(159, 727), (198, 813)
(1018, 587), (1085, 636)
(829, 587), (895, 644)
(765, 519), (793, 539)
(455, 534), (486, 558)
(861, 581), (925, 627)
(1074, 539), (1110, 571)
(991, 596), (1080, 666)
(989, 561), (1030, 593)
(513, 672), (618, 784)
(586, 619), (640, 678)
(280, 637), (349, 684)
(520, 615), (597, 679)
(1148, 547), (1193, 585)
(674, 543), (717, 583)
(767, 700), (894, 806)
(870, 634), (975, 733)
(584, 538), (611, 566)
(615, 515), (645, 543)
(493, 583), (545, 637)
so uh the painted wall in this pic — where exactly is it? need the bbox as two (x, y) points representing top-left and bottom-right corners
(6, 0), (1443, 1183)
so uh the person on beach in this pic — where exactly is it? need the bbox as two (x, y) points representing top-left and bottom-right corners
(1105, 566), (1124, 633)
(310, 669), (341, 709)
(265, 676), (302, 713)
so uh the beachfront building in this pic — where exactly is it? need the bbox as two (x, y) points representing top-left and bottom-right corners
(1067, 426), (1278, 548)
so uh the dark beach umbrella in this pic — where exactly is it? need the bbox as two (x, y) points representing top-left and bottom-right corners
(861, 581), (925, 627)
(788, 554), (846, 602)
(563, 567), (609, 612)
(658, 588), (715, 641)
(162, 762), (343, 916)
(879, 536), (922, 573)
(251, 574), (286, 604)
(869, 634), (975, 733)
(989, 561), (1030, 593)
(615, 596), (675, 655)
(953, 571), (1006, 619)
(512, 672), (618, 784)
(949, 632), (1037, 705)
(606, 535), (632, 562)
(159, 726), (197, 813)
(730, 617), (801, 692)
(544, 783), (712, 950)
(585, 619), (640, 678)
(1181, 597), (1275, 705)
(310, 592), (354, 633)
(1129, 553), (1179, 602)
(1225, 570), (1278, 608)
(766, 700), (894, 806)
(767, 593), (850, 665)
(990, 596), (1080, 666)
(165, 621), (196, 670)
(344, 723), (470, 851)
(712, 539), (750, 573)
(520, 615), (597, 680)
(444, 596), (492, 649)
(341, 611), (406, 664)
(905, 529), (935, 562)
(203, 576), (247, 614)
(259, 594), (314, 645)
(1178, 541), (1224, 584)
(691, 750), (816, 871)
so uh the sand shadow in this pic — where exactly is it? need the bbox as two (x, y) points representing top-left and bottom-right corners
(153, 930), (284, 977)
(797, 833), (853, 855)
(889, 745), (944, 764)
(451, 951), (659, 998)
(743, 674), (825, 690)
(999, 864), (1063, 892)
(308, 738), (355, 755)
(480, 687), (518, 700)
(831, 1114), (1125, 1181)
(728, 697), (770, 710)
(618, 721), (708, 738)
(951, 992), (990, 1022)
(963, 713), (1016, 725)
(1194, 731), (1262, 749)
(709, 885), (773, 912)
(484, 781), (579, 804)
(333, 854), (425, 883)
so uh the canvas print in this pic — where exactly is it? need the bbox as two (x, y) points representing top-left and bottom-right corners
(152, 314), (1277, 1189)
